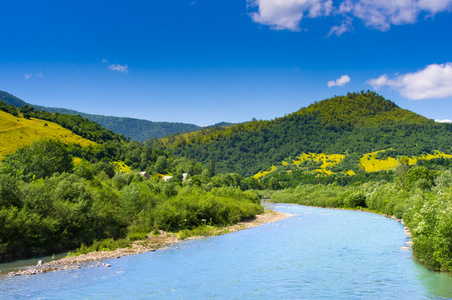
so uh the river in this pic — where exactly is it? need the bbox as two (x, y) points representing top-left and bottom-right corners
(1, 202), (452, 299)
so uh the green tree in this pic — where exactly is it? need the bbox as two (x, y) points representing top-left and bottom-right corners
(0, 175), (22, 208)
(154, 156), (167, 174)
(207, 160), (215, 177)
(405, 166), (438, 190)
(396, 156), (410, 189)
(1, 138), (73, 182)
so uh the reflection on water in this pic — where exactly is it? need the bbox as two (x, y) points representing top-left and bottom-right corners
(1, 203), (452, 299)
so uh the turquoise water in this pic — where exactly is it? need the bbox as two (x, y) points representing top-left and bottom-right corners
(1, 203), (452, 299)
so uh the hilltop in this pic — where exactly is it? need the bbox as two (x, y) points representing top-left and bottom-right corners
(148, 91), (450, 177)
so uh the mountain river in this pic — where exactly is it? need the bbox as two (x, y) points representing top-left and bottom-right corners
(1, 202), (452, 299)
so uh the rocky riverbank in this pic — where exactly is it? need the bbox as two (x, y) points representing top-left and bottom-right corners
(7, 209), (292, 277)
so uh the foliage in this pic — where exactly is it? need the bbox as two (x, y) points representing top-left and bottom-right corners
(148, 91), (450, 177)
(0, 139), (264, 261)
(405, 166), (438, 191)
(1, 138), (73, 182)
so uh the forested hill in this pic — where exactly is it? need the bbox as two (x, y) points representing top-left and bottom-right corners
(0, 90), (201, 141)
(148, 91), (451, 177)
(33, 106), (201, 142)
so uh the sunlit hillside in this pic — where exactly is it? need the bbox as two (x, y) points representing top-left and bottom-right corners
(360, 150), (452, 172)
(0, 110), (96, 160)
(254, 150), (452, 179)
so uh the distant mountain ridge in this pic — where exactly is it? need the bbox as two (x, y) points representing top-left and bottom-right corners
(0, 91), (234, 141)
(32, 105), (201, 142)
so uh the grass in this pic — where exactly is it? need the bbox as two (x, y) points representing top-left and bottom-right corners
(0, 110), (96, 160)
(113, 161), (132, 172)
(253, 165), (277, 179)
(254, 153), (352, 178)
(293, 153), (346, 175)
(254, 150), (452, 179)
(359, 150), (452, 172)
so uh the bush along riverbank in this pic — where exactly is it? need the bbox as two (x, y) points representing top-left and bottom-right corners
(269, 170), (452, 272)
(0, 171), (264, 263)
(0, 138), (269, 263)
(6, 209), (291, 277)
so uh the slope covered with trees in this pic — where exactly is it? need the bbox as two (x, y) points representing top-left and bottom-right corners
(148, 91), (448, 177)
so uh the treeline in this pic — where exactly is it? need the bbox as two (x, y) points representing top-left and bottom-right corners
(0, 139), (263, 261)
(0, 101), (19, 117)
(270, 163), (452, 271)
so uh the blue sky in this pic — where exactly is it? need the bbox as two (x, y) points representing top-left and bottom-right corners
(1, 0), (452, 126)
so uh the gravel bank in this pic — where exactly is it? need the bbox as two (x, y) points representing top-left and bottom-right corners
(7, 209), (292, 277)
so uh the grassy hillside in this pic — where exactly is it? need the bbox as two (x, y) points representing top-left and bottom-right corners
(0, 110), (96, 160)
(0, 90), (202, 141)
(149, 91), (449, 177)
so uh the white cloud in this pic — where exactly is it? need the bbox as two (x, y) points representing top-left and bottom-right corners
(108, 64), (129, 73)
(436, 119), (452, 123)
(102, 59), (109, 63)
(248, 0), (452, 33)
(36, 72), (43, 78)
(24, 73), (32, 80)
(247, 0), (333, 31)
(352, 0), (419, 31)
(328, 75), (351, 87)
(368, 63), (452, 100)
(328, 17), (353, 36)
(418, 0), (452, 14)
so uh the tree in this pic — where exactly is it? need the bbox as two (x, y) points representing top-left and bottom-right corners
(0, 175), (22, 208)
(1, 138), (73, 182)
(269, 177), (281, 190)
(396, 156), (410, 189)
(207, 160), (215, 178)
(154, 156), (167, 174)
(405, 166), (438, 191)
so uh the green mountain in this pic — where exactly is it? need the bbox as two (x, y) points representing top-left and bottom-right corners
(0, 91), (28, 108)
(148, 91), (451, 177)
(0, 91), (201, 141)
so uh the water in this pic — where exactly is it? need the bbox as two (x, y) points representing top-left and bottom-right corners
(1, 203), (452, 299)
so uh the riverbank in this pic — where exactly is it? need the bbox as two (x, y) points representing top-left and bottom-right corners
(6, 209), (292, 277)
